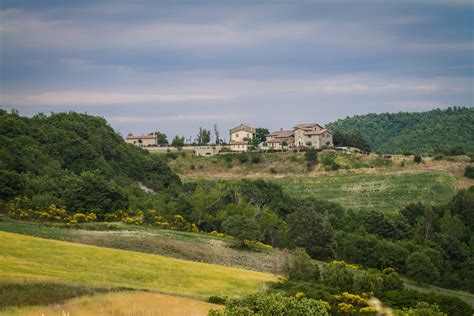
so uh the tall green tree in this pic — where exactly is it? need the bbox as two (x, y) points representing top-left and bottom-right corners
(255, 127), (270, 143)
(286, 208), (336, 260)
(439, 210), (466, 240)
(149, 131), (168, 146)
(406, 251), (440, 284)
(171, 136), (185, 150)
(196, 127), (211, 145)
(220, 202), (261, 246)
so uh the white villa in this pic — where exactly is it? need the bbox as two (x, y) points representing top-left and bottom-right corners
(229, 124), (256, 152)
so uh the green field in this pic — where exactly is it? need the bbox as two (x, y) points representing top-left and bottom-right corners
(271, 171), (456, 212)
(0, 231), (277, 300)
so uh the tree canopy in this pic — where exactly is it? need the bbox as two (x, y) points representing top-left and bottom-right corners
(327, 107), (474, 154)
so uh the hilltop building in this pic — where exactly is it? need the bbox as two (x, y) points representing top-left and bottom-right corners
(125, 133), (157, 147)
(229, 124), (256, 152)
(266, 123), (333, 149)
(293, 123), (333, 148)
(266, 129), (295, 150)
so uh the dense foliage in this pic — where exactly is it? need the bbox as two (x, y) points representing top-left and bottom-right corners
(208, 293), (329, 316)
(327, 107), (474, 154)
(0, 109), (180, 216)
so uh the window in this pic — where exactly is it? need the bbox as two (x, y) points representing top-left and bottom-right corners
(236, 134), (239, 138)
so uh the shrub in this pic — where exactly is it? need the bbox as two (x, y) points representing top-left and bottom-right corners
(208, 295), (227, 305)
(190, 165), (196, 170)
(238, 154), (249, 164)
(250, 155), (261, 163)
(208, 293), (329, 316)
(305, 149), (318, 169)
(464, 166), (474, 179)
(72, 213), (87, 223)
(270, 167), (278, 174)
(405, 252), (439, 284)
(321, 262), (355, 292)
(166, 152), (179, 160)
(282, 248), (320, 282)
(289, 155), (300, 163)
(413, 155), (422, 163)
(395, 302), (445, 316)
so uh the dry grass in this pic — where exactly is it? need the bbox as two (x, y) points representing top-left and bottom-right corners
(0, 231), (278, 299)
(3, 291), (222, 316)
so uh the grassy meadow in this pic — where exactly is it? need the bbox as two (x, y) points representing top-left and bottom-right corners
(272, 171), (456, 212)
(3, 291), (222, 316)
(0, 220), (283, 273)
(0, 231), (277, 300)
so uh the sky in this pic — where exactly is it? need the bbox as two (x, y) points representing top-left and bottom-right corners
(1, 0), (473, 141)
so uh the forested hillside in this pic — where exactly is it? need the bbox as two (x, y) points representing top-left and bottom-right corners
(0, 109), (180, 215)
(327, 107), (474, 154)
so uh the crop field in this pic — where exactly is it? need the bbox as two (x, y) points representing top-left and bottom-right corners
(3, 291), (221, 316)
(0, 220), (283, 273)
(271, 171), (456, 212)
(0, 231), (277, 300)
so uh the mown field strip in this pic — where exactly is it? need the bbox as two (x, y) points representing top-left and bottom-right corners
(2, 291), (221, 316)
(0, 231), (277, 299)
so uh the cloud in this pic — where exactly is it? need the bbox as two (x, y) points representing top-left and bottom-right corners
(2, 91), (233, 106)
(108, 113), (243, 123)
(2, 4), (471, 56)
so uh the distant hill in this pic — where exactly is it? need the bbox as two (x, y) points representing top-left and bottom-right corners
(327, 107), (474, 154)
(0, 110), (180, 214)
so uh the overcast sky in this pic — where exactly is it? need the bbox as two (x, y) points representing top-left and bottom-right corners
(1, 0), (473, 141)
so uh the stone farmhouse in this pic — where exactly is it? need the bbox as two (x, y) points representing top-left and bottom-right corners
(293, 123), (333, 148)
(265, 123), (332, 150)
(229, 124), (256, 152)
(125, 133), (157, 147)
(266, 129), (295, 150)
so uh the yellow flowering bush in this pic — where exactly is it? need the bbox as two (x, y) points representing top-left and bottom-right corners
(211, 230), (225, 237)
(244, 239), (273, 249)
(383, 267), (396, 274)
(33, 205), (68, 222)
(320, 300), (331, 311)
(123, 217), (134, 224)
(5, 197), (32, 219)
(86, 213), (97, 222)
(210, 230), (234, 239)
(331, 292), (371, 314)
(331, 260), (361, 270)
(72, 213), (87, 223)
(338, 302), (356, 314)
(359, 306), (376, 313)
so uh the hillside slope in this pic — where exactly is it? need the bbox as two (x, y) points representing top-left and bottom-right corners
(326, 107), (474, 154)
(0, 231), (277, 298)
(0, 110), (180, 215)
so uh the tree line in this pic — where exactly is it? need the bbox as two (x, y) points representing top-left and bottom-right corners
(327, 107), (474, 155)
